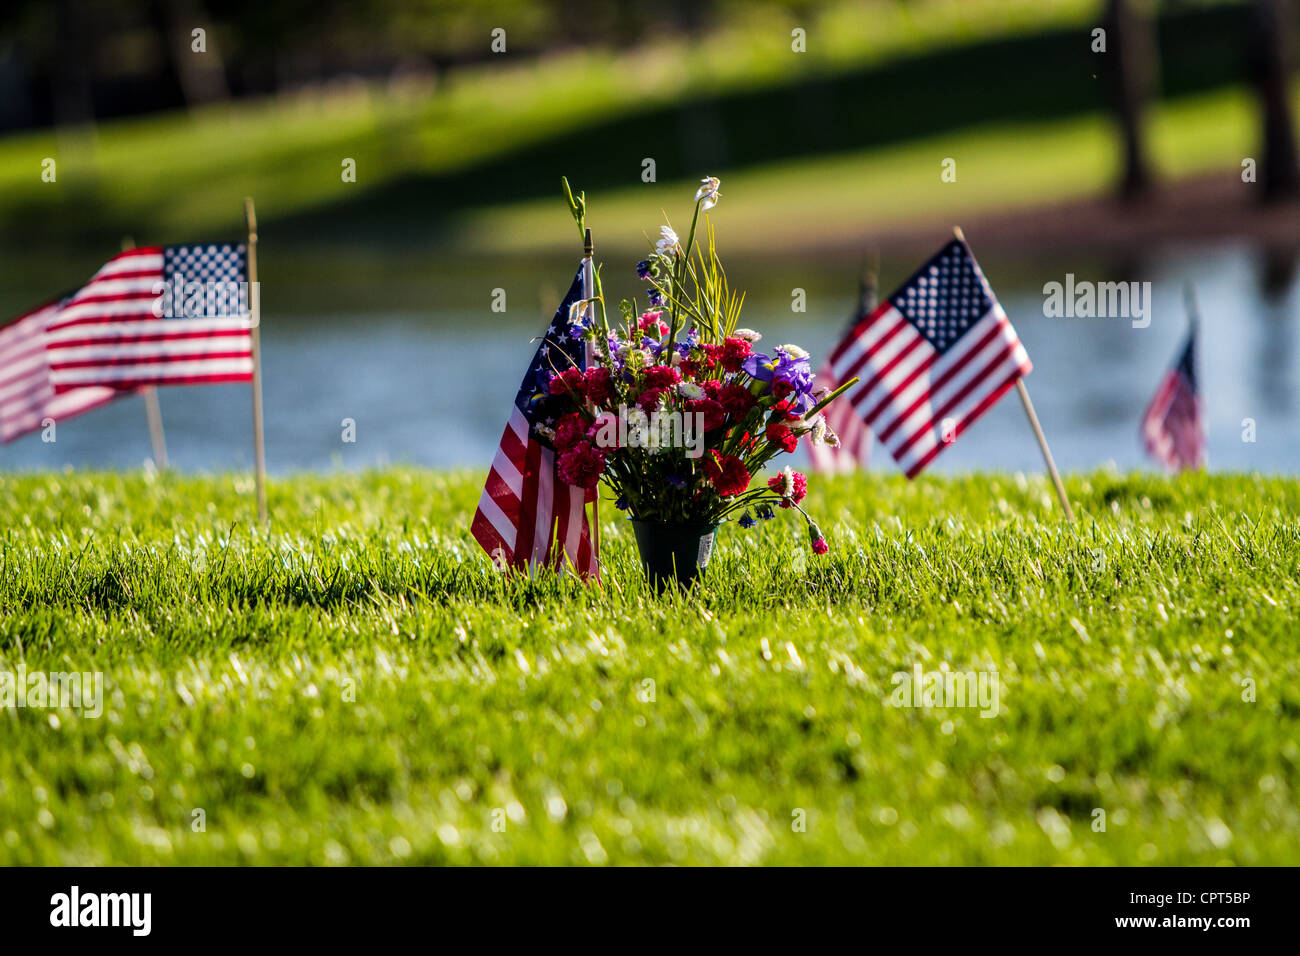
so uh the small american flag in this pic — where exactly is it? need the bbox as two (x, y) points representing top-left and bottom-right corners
(0, 297), (122, 443)
(826, 237), (1032, 478)
(809, 274), (876, 473)
(471, 263), (597, 577)
(1141, 325), (1205, 471)
(44, 244), (254, 391)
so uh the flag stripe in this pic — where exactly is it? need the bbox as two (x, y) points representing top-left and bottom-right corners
(1141, 328), (1204, 471)
(818, 238), (1031, 478)
(0, 301), (123, 443)
(470, 265), (598, 579)
(43, 244), (254, 390)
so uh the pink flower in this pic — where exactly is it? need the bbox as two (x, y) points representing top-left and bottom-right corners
(548, 367), (586, 401)
(557, 440), (606, 490)
(718, 383), (756, 417)
(720, 336), (752, 373)
(812, 537), (829, 555)
(638, 311), (670, 337)
(685, 397), (725, 432)
(553, 412), (588, 451)
(641, 365), (681, 390)
(584, 366), (615, 406)
(637, 386), (667, 411)
(767, 467), (807, 507)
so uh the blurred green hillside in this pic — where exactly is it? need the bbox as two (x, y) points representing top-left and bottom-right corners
(0, 0), (1285, 256)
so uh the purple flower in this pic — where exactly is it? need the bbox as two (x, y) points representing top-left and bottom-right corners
(742, 352), (772, 380)
(743, 349), (815, 405)
(646, 287), (663, 307)
(738, 511), (756, 529)
(636, 260), (651, 280)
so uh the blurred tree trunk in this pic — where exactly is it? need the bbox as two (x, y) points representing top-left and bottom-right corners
(1106, 0), (1157, 201)
(160, 0), (229, 106)
(1250, 0), (1300, 201)
(52, 0), (95, 128)
(856, 263), (878, 321)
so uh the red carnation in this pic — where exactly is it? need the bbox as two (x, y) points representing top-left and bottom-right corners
(720, 336), (752, 373)
(765, 422), (798, 453)
(683, 348), (718, 377)
(685, 397), (726, 432)
(637, 386), (667, 411)
(549, 367), (587, 401)
(584, 366), (615, 406)
(701, 378), (724, 398)
(767, 469), (808, 507)
(557, 441), (606, 490)
(553, 412), (588, 451)
(703, 451), (751, 498)
(641, 365), (681, 390)
(718, 383), (756, 417)
(771, 379), (794, 400)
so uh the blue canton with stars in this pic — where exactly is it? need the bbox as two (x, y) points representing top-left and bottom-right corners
(514, 265), (587, 443)
(163, 243), (248, 286)
(888, 239), (995, 354)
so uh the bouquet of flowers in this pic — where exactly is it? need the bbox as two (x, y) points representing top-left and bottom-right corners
(538, 176), (857, 575)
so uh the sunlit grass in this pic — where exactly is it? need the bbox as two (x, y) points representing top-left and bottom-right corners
(464, 84), (1272, 257)
(1, 468), (1297, 864)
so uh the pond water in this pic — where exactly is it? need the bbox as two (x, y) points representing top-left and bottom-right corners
(2, 242), (1298, 476)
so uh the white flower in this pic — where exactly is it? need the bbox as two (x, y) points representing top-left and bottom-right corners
(694, 176), (721, 211)
(639, 348), (657, 366)
(809, 416), (827, 445)
(823, 424), (841, 449)
(778, 343), (809, 360)
(732, 328), (762, 343)
(567, 298), (593, 328)
(678, 382), (705, 400)
(655, 226), (680, 257)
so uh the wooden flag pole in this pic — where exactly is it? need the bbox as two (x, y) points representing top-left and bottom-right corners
(953, 226), (1074, 521)
(121, 237), (169, 469)
(1014, 379), (1074, 521)
(244, 197), (268, 524)
(583, 227), (600, 565)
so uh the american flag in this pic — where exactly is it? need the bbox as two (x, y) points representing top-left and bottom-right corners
(44, 244), (254, 391)
(470, 262), (597, 578)
(1141, 325), (1205, 471)
(809, 274), (876, 473)
(0, 297), (122, 443)
(826, 237), (1032, 478)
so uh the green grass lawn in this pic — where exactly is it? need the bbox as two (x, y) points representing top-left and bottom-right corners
(1, 468), (1297, 865)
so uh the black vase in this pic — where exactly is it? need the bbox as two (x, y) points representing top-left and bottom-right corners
(630, 519), (720, 589)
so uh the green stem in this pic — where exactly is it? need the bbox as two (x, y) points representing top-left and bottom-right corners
(803, 376), (860, 421)
(669, 200), (703, 343)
